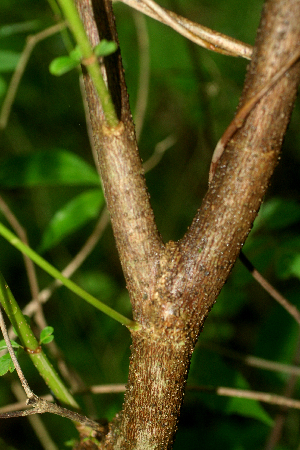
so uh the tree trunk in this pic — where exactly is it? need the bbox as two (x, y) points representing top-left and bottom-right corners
(76, 0), (300, 448)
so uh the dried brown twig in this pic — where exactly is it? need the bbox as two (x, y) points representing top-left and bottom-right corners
(189, 385), (300, 411)
(240, 252), (300, 325)
(209, 49), (300, 183)
(0, 196), (39, 304)
(115, 0), (252, 59)
(11, 382), (59, 450)
(4, 381), (300, 415)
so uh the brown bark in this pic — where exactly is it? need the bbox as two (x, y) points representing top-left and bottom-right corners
(76, 0), (300, 448)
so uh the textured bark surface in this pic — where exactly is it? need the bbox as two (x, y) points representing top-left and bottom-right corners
(76, 0), (300, 448)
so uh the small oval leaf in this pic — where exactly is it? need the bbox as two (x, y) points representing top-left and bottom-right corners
(69, 46), (82, 62)
(40, 326), (54, 342)
(94, 40), (117, 57)
(49, 56), (79, 76)
(41, 335), (54, 344)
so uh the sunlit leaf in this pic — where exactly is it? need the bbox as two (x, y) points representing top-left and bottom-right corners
(40, 326), (54, 344)
(0, 353), (15, 376)
(39, 189), (104, 252)
(0, 150), (100, 188)
(69, 46), (82, 61)
(49, 55), (79, 76)
(94, 40), (118, 57)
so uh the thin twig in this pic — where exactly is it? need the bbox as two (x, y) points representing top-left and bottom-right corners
(4, 382), (300, 416)
(240, 252), (300, 326)
(115, 0), (252, 59)
(264, 332), (300, 450)
(0, 306), (35, 400)
(201, 342), (300, 377)
(0, 310), (104, 432)
(0, 395), (105, 434)
(11, 382), (59, 450)
(0, 196), (40, 302)
(189, 385), (300, 410)
(76, 384), (127, 395)
(0, 394), (52, 414)
(143, 135), (176, 172)
(0, 196), (49, 336)
(209, 49), (300, 183)
(0, 22), (67, 130)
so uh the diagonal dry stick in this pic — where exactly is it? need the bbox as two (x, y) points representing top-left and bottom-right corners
(189, 385), (300, 411)
(0, 306), (35, 400)
(240, 252), (300, 325)
(115, 0), (253, 59)
(209, 49), (300, 183)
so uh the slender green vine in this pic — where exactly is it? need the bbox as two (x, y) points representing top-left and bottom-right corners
(0, 223), (140, 330)
(56, 0), (119, 127)
(0, 271), (78, 407)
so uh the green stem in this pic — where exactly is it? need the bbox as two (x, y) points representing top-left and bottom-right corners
(47, 0), (74, 52)
(56, 0), (119, 127)
(0, 222), (139, 331)
(0, 271), (78, 408)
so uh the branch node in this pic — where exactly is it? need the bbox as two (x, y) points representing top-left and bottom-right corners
(102, 121), (124, 135)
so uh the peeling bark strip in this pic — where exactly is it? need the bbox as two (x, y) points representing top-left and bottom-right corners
(76, 0), (300, 448)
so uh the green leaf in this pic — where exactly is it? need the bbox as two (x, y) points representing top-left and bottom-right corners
(50, 40), (117, 75)
(189, 349), (273, 426)
(65, 439), (77, 447)
(255, 198), (300, 230)
(0, 339), (22, 351)
(0, 149), (100, 188)
(273, 236), (300, 280)
(225, 374), (273, 426)
(40, 326), (54, 345)
(277, 251), (300, 280)
(94, 40), (118, 57)
(0, 50), (20, 72)
(41, 335), (54, 344)
(0, 353), (15, 375)
(49, 55), (79, 76)
(69, 46), (82, 62)
(39, 189), (104, 252)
